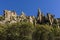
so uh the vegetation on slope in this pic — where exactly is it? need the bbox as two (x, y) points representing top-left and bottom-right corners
(0, 22), (60, 40)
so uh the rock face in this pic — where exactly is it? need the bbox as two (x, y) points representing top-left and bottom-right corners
(0, 9), (60, 27)
(56, 18), (60, 28)
(29, 16), (33, 24)
(47, 13), (55, 25)
(4, 10), (11, 21)
(19, 11), (27, 22)
(3, 10), (17, 21)
(37, 9), (44, 24)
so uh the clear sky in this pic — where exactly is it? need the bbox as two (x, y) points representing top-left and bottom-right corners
(0, 0), (60, 18)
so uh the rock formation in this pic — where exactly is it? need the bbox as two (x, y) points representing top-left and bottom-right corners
(0, 9), (60, 28)
(3, 10), (17, 22)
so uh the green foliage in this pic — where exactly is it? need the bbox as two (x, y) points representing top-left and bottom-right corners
(0, 22), (34, 40)
(0, 22), (60, 40)
(33, 24), (53, 40)
(0, 16), (4, 21)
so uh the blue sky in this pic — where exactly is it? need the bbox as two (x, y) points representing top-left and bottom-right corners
(0, 0), (60, 18)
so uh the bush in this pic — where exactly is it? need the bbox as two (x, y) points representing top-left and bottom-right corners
(0, 22), (60, 40)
